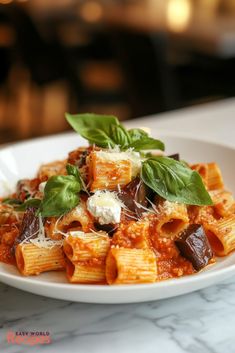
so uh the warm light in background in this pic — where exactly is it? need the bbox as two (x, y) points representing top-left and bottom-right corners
(79, 1), (103, 23)
(197, 0), (220, 20)
(167, 0), (192, 32)
(0, 0), (12, 4)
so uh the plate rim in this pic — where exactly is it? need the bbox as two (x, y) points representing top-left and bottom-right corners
(1, 129), (235, 154)
(0, 259), (235, 292)
(0, 131), (235, 297)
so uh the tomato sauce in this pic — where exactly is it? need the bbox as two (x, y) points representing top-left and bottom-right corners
(153, 237), (195, 280)
(0, 243), (16, 264)
(113, 215), (195, 280)
(0, 223), (19, 265)
(148, 216), (195, 280)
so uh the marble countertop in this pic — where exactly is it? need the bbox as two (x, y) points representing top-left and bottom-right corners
(1, 98), (235, 353)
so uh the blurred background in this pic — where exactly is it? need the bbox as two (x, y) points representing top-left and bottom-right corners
(0, 0), (235, 143)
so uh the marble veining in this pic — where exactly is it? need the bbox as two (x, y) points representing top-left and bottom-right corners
(1, 278), (235, 353)
(1, 99), (235, 353)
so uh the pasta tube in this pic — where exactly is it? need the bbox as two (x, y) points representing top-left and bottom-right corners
(15, 243), (65, 276)
(207, 163), (224, 190)
(37, 160), (67, 180)
(63, 231), (110, 262)
(88, 151), (132, 191)
(66, 259), (106, 283)
(154, 199), (189, 238)
(203, 215), (235, 256)
(210, 190), (235, 218)
(106, 247), (157, 284)
(46, 200), (93, 239)
(187, 205), (214, 224)
(60, 201), (93, 233)
(191, 162), (224, 190)
(191, 163), (208, 186)
(112, 219), (150, 249)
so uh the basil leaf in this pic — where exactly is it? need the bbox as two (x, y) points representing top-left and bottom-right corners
(65, 112), (165, 152)
(111, 125), (130, 148)
(141, 156), (213, 206)
(40, 175), (81, 217)
(86, 128), (116, 148)
(66, 113), (129, 148)
(2, 198), (22, 205)
(15, 198), (42, 211)
(66, 163), (80, 179)
(65, 113), (120, 148)
(128, 128), (165, 151)
(65, 112), (119, 133)
(129, 137), (165, 151)
(66, 163), (88, 193)
(140, 151), (154, 158)
(128, 128), (148, 142)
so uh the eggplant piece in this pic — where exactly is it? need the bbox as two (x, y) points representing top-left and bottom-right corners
(76, 150), (88, 168)
(168, 153), (180, 161)
(118, 177), (150, 218)
(16, 207), (39, 245)
(94, 222), (118, 237)
(175, 224), (213, 271)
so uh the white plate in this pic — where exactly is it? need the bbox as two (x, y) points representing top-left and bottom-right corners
(0, 132), (235, 304)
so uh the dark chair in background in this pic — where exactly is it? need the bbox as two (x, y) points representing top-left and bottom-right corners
(0, 4), (71, 140)
(0, 7), (13, 85)
(5, 4), (67, 86)
(174, 53), (235, 105)
(61, 29), (126, 114)
(10, 5), (125, 115)
(110, 29), (179, 117)
(110, 28), (235, 116)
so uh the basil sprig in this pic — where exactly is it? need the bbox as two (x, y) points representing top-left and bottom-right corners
(9, 165), (82, 217)
(66, 163), (88, 193)
(16, 198), (41, 211)
(141, 156), (213, 206)
(2, 197), (41, 211)
(39, 165), (82, 217)
(65, 113), (164, 151)
(66, 163), (81, 180)
(2, 198), (23, 206)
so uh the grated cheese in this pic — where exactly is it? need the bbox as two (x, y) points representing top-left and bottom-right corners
(95, 149), (142, 177)
(162, 200), (176, 215)
(29, 215), (63, 249)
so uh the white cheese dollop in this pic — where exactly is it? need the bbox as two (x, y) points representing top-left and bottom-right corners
(87, 191), (122, 225)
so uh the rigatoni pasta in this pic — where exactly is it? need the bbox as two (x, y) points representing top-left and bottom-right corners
(191, 163), (209, 186)
(88, 151), (132, 191)
(112, 219), (150, 249)
(203, 215), (235, 256)
(63, 231), (110, 284)
(154, 199), (189, 238)
(106, 247), (157, 284)
(1, 112), (234, 287)
(207, 163), (224, 190)
(66, 259), (106, 284)
(54, 200), (93, 234)
(15, 243), (65, 276)
(37, 160), (67, 180)
(63, 232), (110, 262)
(210, 189), (235, 218)
(191, 162), (224, 190)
